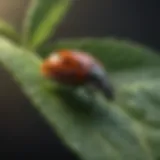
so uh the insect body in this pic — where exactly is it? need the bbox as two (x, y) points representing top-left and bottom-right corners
(41, 50), (115, 101)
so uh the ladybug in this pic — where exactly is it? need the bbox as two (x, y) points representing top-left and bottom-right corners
(41, 49), (115, 101)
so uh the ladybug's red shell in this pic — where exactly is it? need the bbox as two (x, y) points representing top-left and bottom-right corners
(41, 50), (115, 100)
(41, 50), (101, 85)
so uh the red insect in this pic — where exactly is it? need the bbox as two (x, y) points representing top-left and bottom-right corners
(41, 49), (115, 100)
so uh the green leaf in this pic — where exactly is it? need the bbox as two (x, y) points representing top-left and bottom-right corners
(0, 37), (160, 160)
(22, 0), (72, 50)
(50, 38), (160, 72)
(0, 19), (20, 43)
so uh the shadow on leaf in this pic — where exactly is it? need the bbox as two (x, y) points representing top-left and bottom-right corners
(55, 87), (95, 114)
(53, 87), (116, 126)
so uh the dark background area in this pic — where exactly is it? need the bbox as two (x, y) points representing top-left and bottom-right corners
(54, 0), (160, 50)
(0, 0), (160, 159)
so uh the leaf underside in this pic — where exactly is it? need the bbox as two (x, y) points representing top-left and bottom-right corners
(0, 37), (160, 160)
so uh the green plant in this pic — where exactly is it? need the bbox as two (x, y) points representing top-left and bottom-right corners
(0, 0), (160, 160)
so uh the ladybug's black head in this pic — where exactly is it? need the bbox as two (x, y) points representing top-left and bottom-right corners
(88, 64), (115, 101)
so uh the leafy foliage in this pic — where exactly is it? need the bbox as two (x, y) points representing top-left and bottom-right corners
(0, 19), (19, 43)
(0, 0), (160, 160)
(22, 0), (72, 50)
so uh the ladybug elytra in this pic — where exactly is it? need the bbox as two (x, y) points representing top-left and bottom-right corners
(41, 50), (115, 100)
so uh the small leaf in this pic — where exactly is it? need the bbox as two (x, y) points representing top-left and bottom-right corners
(0, 19), (20, 43)
(22, 0), (72, 50)
(0, 37), (160, 160)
